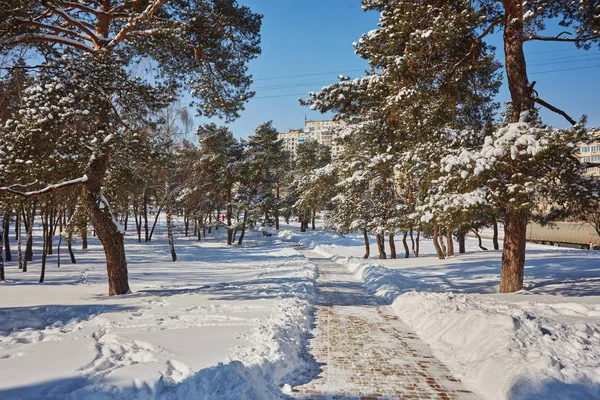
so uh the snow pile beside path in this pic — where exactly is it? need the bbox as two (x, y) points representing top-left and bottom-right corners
(159, 260), (318, 399)
(393, 293), (600, 400)
(159, 297), (316, 400)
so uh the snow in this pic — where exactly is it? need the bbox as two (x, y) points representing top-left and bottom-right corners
(280, 226), (600, 400)
(3, 220), (600, 400)
(0, 219), (317, 399)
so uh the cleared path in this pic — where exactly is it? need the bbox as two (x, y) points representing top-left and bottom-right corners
(292, 251), (479, 400)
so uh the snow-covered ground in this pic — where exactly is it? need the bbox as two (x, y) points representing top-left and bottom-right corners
(278, 227), (600, 400)
(0, 220), (317, 399)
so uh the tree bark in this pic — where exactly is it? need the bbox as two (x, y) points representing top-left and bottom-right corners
(3, 211), (11, 262)
(472, 228), (488, 251)
(432, 223), (445, 260)
(415, 230), (420, 258)
(499, 1), (534, 293)
(40, 205), (49, 283)
(148, 206), (162, 241)
(492, 215), (500, 250)
(17, 202), (24, 271)
(500, 207), (528, 293)
(227, 201), (233, 246)
(0, 219), (4, 281)
(446, 228), (454, 257)
(312, 210), (316, 230)
(143, 188), (149, 242)
(402, 231), (410, 259)
(376, 234), (386, 259)
(362, 228), (370, 259)
(166, 212), (177, 262)
(410, 228), (415, 254)
(238, 209), (248, 245)
(457, 229), (466, 254)
(389, 233), (397, 259)
(82, 152), (130, 296)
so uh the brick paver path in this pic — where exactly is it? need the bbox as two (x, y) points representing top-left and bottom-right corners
(292, 251), (479, 400)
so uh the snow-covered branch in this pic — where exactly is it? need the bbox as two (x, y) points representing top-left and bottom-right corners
(6, 33), (96, 53)
(0, 176), (88, 198)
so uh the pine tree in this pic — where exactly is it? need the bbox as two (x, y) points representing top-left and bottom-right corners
(0, 1), (261, 295)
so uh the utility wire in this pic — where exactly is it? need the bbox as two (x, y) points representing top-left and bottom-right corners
(252, 64), (600, 99)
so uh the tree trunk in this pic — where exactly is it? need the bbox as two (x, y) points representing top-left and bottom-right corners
(133, 203), (141, 243)
(312, 210), (316, 230)
(82, 152), (130, 296)
(389, 233), (397, 259)
(3, 211), (11, 262)
(17, 204), (23, 271)
(57, 208), (63, 268)
(67, 230), (76, 264)
(410, 228), (415, 254)
(432, 223), (445, 260)
(415, 230), (420, 258)
(197, 218), (202, 242)
(0, 220), (5, 281)
(166, 212), (177, 262)
(124, 206), (129, 231)
(446, 228), (454, 257)
(148, 206), (162, 241)
(471, 228), (488, 251)
(457, 228), (466, 254)
(500, 207), (528, 293)
(275, 181), (280, 230)
(402, 231), (409, 259)
(362, 229), (370, 259)
(498, 1), (533, 293)
(492, 215), (500, 250)
(376, 234), (386, 259)
(238, 209), (248, 245)
(143, 188), (149, 242)
(227, 205), (233, 246)
(81, 222), (88, 249)
(40, 205), (49, 283)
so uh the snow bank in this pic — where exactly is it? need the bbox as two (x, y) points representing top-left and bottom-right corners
(394, 293), (600, 400)
(159, 297), (316, 400)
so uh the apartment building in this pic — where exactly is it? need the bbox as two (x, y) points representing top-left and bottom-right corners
(278, 119), (346, 159)
(578, 130), (600, 176)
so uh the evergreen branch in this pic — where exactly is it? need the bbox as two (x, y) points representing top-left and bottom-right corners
(0, 176), (88, 198)
(533, 97), (576, 126)
(451, 16), (504, 74)
(5, 33), (96, 53)
(46, 1), (102, 49)
(12, 17), (94, 44)
(527, 32), (600, 43)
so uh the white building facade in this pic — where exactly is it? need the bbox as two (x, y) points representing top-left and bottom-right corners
(278, 119), (345, 159)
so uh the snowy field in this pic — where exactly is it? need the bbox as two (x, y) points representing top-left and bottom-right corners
(278, 228), (600, 400)
(2, 219), (600, 400)
(0, 220), (317, 399)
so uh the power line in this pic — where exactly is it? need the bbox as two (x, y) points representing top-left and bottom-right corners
(253, 80), (335, 91)
(528, 57), (600, 67)
(529, 64), (600, 75)
(253, 69), (365, 81)
(251, 65), (600, 99)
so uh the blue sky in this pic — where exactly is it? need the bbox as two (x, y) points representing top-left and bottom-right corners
(207, 1), (600, 139)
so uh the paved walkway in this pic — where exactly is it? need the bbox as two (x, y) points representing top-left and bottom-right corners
(292, 252), (479, 400)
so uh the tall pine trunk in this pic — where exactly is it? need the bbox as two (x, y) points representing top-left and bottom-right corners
(457, 228), (466, 254)
(389, 233), (397, 259)
(376, 234), (386, 259)
(500, 207), (528, 293)
(432, 223), (445, 260)
(446, 228), (454, 257)
(82, 152), (130, 296)
(3, 211), (10, 262)
(166, 212), (177, 262)
(402, 231), (409, 259)
(500, 1), (534, 293)
(492, 215), (500, 250)
(362, 229), (370, 259)
(238, 209), (248, 245)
